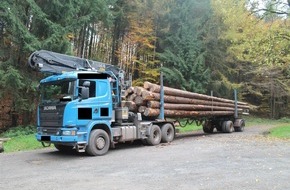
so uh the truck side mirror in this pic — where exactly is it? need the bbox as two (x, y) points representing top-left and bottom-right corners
(81, 87), (89, 99)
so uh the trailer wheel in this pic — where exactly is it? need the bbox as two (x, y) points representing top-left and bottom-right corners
(146, 125), (161, 146)
(234, 119), (245, 132)
(203, 120), (214, 133)
(222, 121), (234, 133)
(161, 123), (175, 143)
(86, 129), (110, 156)
(54, 144), (74, 152)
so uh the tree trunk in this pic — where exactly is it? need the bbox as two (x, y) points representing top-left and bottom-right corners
(142, 91), (249, 109)
(144, 82), (248, 105)
(121, 101), (137, 111)
(134, 96), (146, 106)
(144, 108), (234, 117)
(147, 101), (242, 111)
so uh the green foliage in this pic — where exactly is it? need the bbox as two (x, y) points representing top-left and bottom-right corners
(158, 0), (211, 93)
(0, 125), (42, 153)
(0, 65), (24, 91)
(212, 0), (290, 118)
(269, 125), (290, 139)
(3, 134), (43, 153)
(0, 125), (36, 138)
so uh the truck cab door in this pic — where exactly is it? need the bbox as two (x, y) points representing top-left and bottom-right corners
(77, 79), (112, 122)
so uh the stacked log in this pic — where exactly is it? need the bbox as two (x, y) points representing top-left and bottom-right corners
(123, 82), (250, 118)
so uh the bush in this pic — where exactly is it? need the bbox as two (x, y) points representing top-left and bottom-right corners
(0, 125), (36, 138)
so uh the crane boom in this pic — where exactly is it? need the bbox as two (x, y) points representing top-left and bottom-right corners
(28, 50), (122, 78)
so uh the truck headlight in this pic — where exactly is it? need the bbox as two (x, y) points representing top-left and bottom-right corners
(62, 130), (76, 136)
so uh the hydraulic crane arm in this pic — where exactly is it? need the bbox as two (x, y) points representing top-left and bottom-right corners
(28, 50), (122, 78)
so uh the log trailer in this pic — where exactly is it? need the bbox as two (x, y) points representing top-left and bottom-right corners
(28, 50), (247, 156)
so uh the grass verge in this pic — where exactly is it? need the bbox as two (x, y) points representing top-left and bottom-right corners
(0, 125), (43, 153)
(3, 134), (43, 153)
(244, 116), (290, 139)
(269, 124), (290, 139)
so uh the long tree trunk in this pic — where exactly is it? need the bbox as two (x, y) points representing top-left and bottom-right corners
(143, 108), (235, 117)
(147, 101), (242, 111)
(144, 82), (248, 105)
(142, 91), (250, 109)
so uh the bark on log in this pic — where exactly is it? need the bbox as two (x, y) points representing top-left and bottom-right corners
(134, 96), (146, 106)
(144, 82), (248, 105)
(147, 101), (243, 111)
(125, 87), (135, 97)
(138, 106), (147, 113)
(127, 94), (137, 101)
(141, 90), (155, 101)
(134, 87), (146, 96)
(121, 101), (137, 111)
(143, 92), (250, 109)
(143, 108), (234, 117)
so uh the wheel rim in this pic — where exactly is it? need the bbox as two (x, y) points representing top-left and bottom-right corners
(166, 128), (171, 136)
(153, 130), (159, 139)
(96, 136), (106, 150)
(167, 128), (174, 139)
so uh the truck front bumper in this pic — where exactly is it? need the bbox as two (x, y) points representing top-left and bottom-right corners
(36, 134), (78, 143)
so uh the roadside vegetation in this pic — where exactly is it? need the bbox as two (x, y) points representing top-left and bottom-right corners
(244, 116), (290, 139)
(0, 125), (43, 153)
(269, 124), (290, 139)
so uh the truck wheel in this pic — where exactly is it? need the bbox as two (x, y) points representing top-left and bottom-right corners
(146, 125), (161, 146)
(86, 129), (110, 156)
(223, 121), (234, 133)
(234, 119), (245, 132)
(203, 120), (214, 133)
(54, 144), (74, 152)
(161, 123), (175, 143)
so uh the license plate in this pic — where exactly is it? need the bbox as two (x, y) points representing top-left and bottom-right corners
(41, 136), (51, 141)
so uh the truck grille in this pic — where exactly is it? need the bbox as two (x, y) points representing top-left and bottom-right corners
(39, 104), (65, 128)
(39, 127), (60, 135)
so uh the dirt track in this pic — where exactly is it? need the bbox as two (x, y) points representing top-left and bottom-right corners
(0, 124), (290, 190)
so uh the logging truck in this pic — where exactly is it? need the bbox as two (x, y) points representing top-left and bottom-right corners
(28, 50), (248, 156)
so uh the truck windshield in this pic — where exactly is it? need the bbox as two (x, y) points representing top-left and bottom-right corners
(40, 80), (76, 104)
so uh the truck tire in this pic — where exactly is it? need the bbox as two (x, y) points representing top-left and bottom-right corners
(234, 119), (245, 132)
(54, 144), (74, 152)
(203, 120), (214, 133)
(146, 125), (161, 146)
(86, 129), (110, 156)
(161, 123), (175, 143)
(223, 121), (234, 133)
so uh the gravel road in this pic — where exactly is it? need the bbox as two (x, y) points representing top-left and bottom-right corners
(0, 124), (290, 190)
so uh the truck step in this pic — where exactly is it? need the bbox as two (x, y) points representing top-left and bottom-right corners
(76, 144), (86, 153)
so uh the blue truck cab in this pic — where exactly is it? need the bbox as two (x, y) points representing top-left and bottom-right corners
(30, 50), (175, 156)
(37, 71), (117, 154)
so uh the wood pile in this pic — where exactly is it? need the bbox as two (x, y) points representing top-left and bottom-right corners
(122, 81), (250, 118)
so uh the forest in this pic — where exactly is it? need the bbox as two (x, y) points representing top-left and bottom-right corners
(0, 0), (290, 130)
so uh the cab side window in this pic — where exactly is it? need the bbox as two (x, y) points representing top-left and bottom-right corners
(79, 80), (96, 98)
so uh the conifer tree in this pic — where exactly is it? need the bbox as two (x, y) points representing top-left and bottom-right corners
(158, 0), (211, 93)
